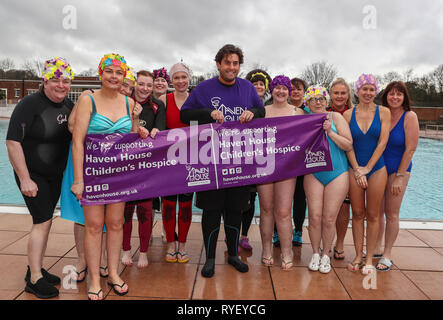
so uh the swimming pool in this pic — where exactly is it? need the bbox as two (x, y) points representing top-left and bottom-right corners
(1, 118), (442, 220)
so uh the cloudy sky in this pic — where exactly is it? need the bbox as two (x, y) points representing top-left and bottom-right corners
(1, 0), (442, 82)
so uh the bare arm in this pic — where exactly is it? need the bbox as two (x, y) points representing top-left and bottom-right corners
(71, 95), (93, 200)
(68, 90), (93, 133)
(5, 140), (38, 197)
(391, 111), (419, 195)
(328, 112), (353, 152)
(397, 111), (419, 174)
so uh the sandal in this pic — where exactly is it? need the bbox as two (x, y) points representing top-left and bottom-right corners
(333, 246), (345, 260)
(319, 255), (331, 274)
(165, 251), (178, 263)
(107, 281), (128, 296)
(281, 255), (293, 271)
(87, 289), (103, 301)
(99, 266), (108, 278)
(74, 266), (88, 283)
(376, 257), (393, 272)
(177, 252), (190, 263)
(308, 253), (321, 271)
(261, 256), (274, 267)
(362, 264), (376, 275)
(347, 260), (364, 272)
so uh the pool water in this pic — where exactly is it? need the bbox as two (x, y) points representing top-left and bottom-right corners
(1, 119), (442, 220)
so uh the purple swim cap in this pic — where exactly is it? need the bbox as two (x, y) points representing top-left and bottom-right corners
(269, 75), (292, 96)
(355, 73), (379, 94)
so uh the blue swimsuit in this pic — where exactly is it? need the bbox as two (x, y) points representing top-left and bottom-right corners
(349, 105), (385, 180)
(313, 112), (348, 186)
(60, 95), (132, 224)
(383, 111), (412, 175)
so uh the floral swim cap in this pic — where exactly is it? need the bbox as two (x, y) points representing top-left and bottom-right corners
(124, 66), (137, 86)
(41, 57), (74, 81)
(98, 53), (128, 79)
(303, 85), (330, 107)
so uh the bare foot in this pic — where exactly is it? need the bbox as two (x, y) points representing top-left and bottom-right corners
(121, 250), (133, 266)
(137, 252), (149, 268)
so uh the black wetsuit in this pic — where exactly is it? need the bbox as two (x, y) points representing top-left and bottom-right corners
(180, 77), (264, 277)
(7, 91), (73, 224)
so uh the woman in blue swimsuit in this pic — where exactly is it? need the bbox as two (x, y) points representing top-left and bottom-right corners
(70, 54), (140, 300)
(374, 82), (419, 272)
(343, 74), (391, 275)
(303, 86), (353, 274)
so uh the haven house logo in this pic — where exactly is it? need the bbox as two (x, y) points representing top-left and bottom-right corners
(304, 148), (327, 168)
(185, 165), (211, 187)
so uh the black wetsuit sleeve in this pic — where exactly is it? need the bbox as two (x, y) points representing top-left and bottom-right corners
(153, 99), (166, 131)
(180, 108), (214, 125)
(6, 95), (36, 143)
(249, 107), (265, 119)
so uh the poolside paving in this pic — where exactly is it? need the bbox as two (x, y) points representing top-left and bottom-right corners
(0, 212), (442, 300)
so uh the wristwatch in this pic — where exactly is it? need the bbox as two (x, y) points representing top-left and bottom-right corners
(396, 173), (405, 177)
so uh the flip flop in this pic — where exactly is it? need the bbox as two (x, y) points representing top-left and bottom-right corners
(177, 252), (190, 263)
(261, 256), (274, 267)
(87, 289), (103, 301)
(347, 261), (364, 272)
(107, 281), (128, 296)
(74, 267), (88, 283)
(376, 257), (393, 272)
(99, 266), (108, 278)
(333, 246), (345, 260)
(281, 255), (293, 271)
(165, 251), (178, 263)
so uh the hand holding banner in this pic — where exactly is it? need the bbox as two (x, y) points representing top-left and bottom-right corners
(81, 114), (332, 205)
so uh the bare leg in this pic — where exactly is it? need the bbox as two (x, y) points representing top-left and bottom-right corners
(73, 223), (87, 280)
(28, 219), (52, 283)
(83, 205), (105, 298)
(257, 182), (275, 262)
(100, 233), (108, 275)
(382, 174), (410, 262)
(348, 169), (366, 266)
(375, 195), (386, 256)
(304, 174), (324, 255)
(104, 202), (128, 294)
(365, 169), (388, 267)
(273, 178), (296, 262)
(322, 173), (349, 255)
(334, 203), (350, 256)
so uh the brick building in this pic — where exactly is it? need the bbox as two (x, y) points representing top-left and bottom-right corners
(0, 76), (101, 104)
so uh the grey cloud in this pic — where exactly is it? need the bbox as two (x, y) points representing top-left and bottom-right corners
(0, 0), (441, 83)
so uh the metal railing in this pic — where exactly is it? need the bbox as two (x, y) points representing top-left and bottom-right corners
(425, 124), (443, 136)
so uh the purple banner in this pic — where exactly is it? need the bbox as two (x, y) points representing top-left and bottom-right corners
(81, 114), (332, 205)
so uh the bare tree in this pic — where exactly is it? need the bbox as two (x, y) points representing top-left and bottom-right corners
(300, 61), (338, 88)
(249, 62), (270, 73)
(431, 64), (443, 93)
(77, 68), (98, 76)
(403, 68), (414, 83)
(382, 71), (402, 85)
(22, 59), (45, 78)
(418, 74), (433, 94)
(0, 58), (15, 71)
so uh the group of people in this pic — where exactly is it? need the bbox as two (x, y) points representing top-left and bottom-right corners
(5, 43), (419, 300)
